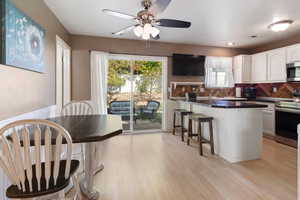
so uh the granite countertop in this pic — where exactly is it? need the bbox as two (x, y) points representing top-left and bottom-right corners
(183, 100), (268, 109)
(253, 97), (293, 103)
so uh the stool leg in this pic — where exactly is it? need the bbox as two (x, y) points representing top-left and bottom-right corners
(198, 120), (203, 156)
(172, 112), (176, 135)
(196, 121), (200, 142)
(209, 121), (215, 155)
(181, 114), (184, 142)
(187, 119), (192, 146)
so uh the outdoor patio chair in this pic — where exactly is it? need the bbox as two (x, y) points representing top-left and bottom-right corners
(139, 100), (160, 120)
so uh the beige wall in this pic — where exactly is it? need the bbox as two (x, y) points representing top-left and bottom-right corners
(0, 0), (70, 120)
(70, 35), (249, 100)
(251, 33), (300, 54)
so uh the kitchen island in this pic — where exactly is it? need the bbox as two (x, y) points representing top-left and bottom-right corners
(172, 100), (267, 163)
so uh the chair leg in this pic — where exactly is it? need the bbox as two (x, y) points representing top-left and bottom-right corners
(181, 114), (184, 142)
(72, 176), (83, 200)
(172, 112), (176, 135)
(209, 121), (215, 155)
(187, 119), (192, 146)
(198, 121), (203, 156)
(58, 190), (65, 199)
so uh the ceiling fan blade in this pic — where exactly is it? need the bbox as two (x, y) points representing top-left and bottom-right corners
(151, 34), (160, 40)
(157, 19), (191, 28)
(103, 9), (136, 20)
(149, 0), (172, 15)
(112, 25), (137, 36)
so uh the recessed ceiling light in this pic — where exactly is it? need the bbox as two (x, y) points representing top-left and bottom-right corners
(227, 42), (235, 46)
(268, 20), (293, 32)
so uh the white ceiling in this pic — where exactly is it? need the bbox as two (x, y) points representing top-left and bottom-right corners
(44, 0), (300, 49)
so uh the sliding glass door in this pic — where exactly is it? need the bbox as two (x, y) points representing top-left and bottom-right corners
(132, 61), (162, 131)
(107, 59), (131, 131)
(107, 55), (165, 133)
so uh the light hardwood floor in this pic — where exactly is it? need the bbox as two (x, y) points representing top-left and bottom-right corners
(83, 133), (297, 200)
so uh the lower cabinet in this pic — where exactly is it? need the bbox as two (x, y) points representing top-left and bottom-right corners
(249, 101), (275, 135)
(262, 109), (275, 136)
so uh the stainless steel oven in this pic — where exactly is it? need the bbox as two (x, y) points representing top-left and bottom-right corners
(275, 102), (300, 147)
(287, 61), (300, 82)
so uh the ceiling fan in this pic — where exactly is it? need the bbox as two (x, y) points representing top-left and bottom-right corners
(102, 0), (191, 40)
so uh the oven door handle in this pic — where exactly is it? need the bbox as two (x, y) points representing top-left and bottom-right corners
(276, 107), (300, 114)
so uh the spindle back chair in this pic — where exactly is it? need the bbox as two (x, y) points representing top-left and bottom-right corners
(61, 101), (93, 116)
(0, 119), (81, 199)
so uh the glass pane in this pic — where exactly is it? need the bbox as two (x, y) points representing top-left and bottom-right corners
(107, 59), (131, 131)
(216, 72), (226, 87)
(132, 60), (163, 131)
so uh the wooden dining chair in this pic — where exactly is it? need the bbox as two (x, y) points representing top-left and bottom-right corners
(61, 101), (93, 116)
(61, 101), (94, 174)
(0, 119), (82, 200)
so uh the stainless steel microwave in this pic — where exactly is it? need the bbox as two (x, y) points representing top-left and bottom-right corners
(287, 61), (300, 82)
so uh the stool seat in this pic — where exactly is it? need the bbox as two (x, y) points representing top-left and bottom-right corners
(189, 113), (213, 121)
(174, 109), (193, 115)
(187, 113), (215, 156)
(172, 109), (193, 142)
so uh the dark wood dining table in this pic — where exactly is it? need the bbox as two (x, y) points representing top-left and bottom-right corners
(48, 114), (123, 200)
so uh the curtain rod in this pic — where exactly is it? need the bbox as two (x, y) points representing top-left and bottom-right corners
(88, 50), (172, 58)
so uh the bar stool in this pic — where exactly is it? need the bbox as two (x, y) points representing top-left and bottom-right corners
(172, 109), (193, 141)
(187, 113), (214, 156)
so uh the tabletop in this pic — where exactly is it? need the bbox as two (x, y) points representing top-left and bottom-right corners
(48, 115), (123, 143)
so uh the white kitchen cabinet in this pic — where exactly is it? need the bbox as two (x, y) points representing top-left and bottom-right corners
(262, 108), (275, 136)
(248, 101), (275, 135)
(252, 52), (268, 82)
(233, 55), (252, 83)
(287, 43), (300, 63)
(267, 48), (287, 82)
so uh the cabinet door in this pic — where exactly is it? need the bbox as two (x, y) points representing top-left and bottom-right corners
(268, 48), (287, 82)
(287, 44), (300, 63)
(242, 55), (252, 82)
(233, 56), (242, 83)
(252, 53), (267, 82)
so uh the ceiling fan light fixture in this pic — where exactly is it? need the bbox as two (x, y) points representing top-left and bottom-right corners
(269, 20), (293, 32)
(142, 32), (150, 40)
(134, 25), (144, 37)
(151, 26), (160, 37)
(143, 23), (153, 34)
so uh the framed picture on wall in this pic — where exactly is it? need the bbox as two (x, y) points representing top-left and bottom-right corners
(0, 0), (46, 73)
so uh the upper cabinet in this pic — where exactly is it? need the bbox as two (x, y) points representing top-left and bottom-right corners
(233, 55), (251, 84)
(252, 52), (268, 82)
(267, 48), (287, 82)
(287, 44), (300, 63)
(236, 43), (300, 84)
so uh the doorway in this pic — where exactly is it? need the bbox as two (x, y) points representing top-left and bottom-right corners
(56, 36), (71, 113)
(107, 54), (168, 133)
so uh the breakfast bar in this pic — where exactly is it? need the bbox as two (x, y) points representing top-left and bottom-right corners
(174, 100), (267, 163)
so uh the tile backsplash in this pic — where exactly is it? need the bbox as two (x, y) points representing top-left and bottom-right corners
(171, 83), (235, 97)
(171, 82), (300, 98)
(237, 82), (300, 98)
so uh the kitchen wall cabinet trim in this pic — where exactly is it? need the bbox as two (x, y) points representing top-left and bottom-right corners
(251, 52), (268, 83)
(233, 55), (252, 84)
(267, 48), (287, 82)
(287, 43), (300, 63)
